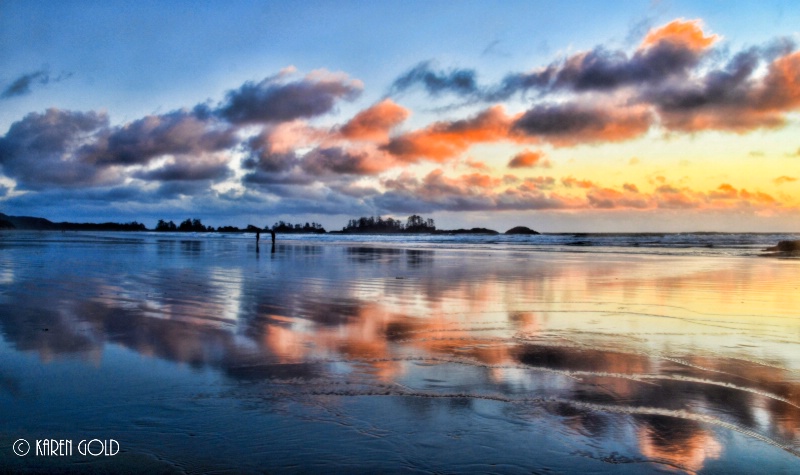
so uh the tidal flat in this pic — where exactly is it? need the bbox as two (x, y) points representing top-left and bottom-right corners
(1, 231), (799, 473)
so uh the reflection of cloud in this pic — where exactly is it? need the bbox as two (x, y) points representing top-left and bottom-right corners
(2, 236), (800, 460)
(637, 416), (722, 472)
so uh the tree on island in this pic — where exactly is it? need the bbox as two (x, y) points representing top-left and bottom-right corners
(341, 215), (436, 233)
(406, 214), (436, 232)
(155, 218), (208, 232)
(155, 219), (177, 231)
(271, 221), (326, 233)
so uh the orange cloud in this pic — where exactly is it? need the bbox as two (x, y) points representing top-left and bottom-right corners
(774, 176), (797, 185)
(382, 106), (520, 162)
(561, 176), (594, 189)
(461, 172), (502, 189)
(708, 183), (738, 200)
(757, 51), (800, 113)
(640, 19), (718, 51)
(520, 176), (556, 191)
(507, 149), (550, 168)
(586, 186), (651, 209)
(462, 157), (492, 172)
(739, 189), (777, 204)
(339, 99), (409, 142)
(376, 171), (795, 214)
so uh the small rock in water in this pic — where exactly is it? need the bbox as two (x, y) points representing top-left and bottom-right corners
(765, 240), (800, 253)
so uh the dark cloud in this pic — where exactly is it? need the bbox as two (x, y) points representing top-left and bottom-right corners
(389, 61), (479, 97)
(217, 73), (362, 125)
(1, 70), (72, 100)
(489, 38), (712, 101)
(512, 103), (651, 145)
(649, 47), (800, 132)
(242, 133), (299, 173)
(1, 184), (164, 209)
(134, 159), (232, 182)
(241, 169), (315, 187)
(301, 147), (387, 176)
(0, 109), (112, 189)
(82, 109), (236, 166)
(154, 181), (216, 198)
(646, 48), (761, 112)
(396, 28), (709, 101)
(555, 41), (703, 92)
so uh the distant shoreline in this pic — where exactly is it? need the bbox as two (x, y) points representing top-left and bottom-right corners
(0, 212), (540, 236)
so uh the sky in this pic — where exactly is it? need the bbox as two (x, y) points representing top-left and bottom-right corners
(1, 0), (799, 232)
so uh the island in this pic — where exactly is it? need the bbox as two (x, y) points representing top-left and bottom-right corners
(504, 226), (540, 235)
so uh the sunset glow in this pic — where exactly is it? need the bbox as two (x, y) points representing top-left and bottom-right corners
(1, 1), (798, 231)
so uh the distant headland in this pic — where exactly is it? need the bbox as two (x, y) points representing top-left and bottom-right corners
(0, 212), (538, 235)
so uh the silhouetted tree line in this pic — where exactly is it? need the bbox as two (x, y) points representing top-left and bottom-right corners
(156, 218), (211, 232)
(154, 218), (326, 233)
(341, 214), (436, 233)
(58, 221), (147, 231)
(271, 221), (326, 233)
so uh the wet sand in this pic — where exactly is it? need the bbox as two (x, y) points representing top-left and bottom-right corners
(1, 231), (799, 473)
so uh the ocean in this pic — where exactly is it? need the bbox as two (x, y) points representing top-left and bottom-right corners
(1, 230), (798, 473)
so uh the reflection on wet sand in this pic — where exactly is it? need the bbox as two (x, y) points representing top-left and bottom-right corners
(1, 234), (799, 472)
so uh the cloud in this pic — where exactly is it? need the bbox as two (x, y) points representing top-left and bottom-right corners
(389, 61), (479, 97)
(339, 99), (409, 142)
(382, 106), (517, 162)
(376, 169), (579, 213)
(707, 183), (739, 200)
(242, 131), (300, 173)
(403, 19), (718, 102)
(217, 70), (362, 125)
(512, 103), (652, 146)
(507, 149), (550, 168)
(301, 147), (393, 176)
(561, 176), (595, 189)
(82, 109), (236, 166)
(640, 19), (719, 51)
(386, 18), (800, 139)
(645, 46), (800, 132)
(0, 109), (114, 189)
(520, 176), (556, 190)
(241, 169), (315, 187)
(774, 176), (797, 185)
(133, 156), (232, 182)
(586, 187), (650, 209)
(1, 69), (72, 100)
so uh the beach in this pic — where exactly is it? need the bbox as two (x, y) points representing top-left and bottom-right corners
(1, 231), (799, 473)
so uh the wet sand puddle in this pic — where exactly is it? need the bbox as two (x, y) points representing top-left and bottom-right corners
(0, 232), (798, 473)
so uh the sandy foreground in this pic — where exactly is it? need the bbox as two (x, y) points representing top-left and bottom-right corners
(1, 231), (799, 473)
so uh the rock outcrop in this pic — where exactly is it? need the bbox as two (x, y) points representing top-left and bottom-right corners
(504, 226), (539, 235)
